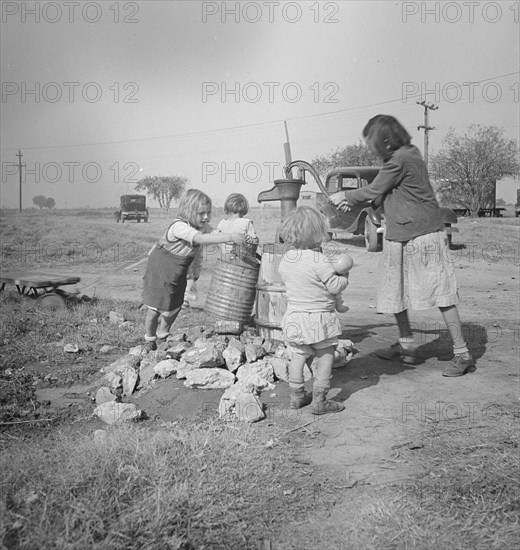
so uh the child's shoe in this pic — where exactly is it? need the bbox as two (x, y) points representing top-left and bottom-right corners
(289, 388), (313, 409)
(311, 389), (345, 415)
(442, 352), (476, 377)
(374, 342), (418, 365)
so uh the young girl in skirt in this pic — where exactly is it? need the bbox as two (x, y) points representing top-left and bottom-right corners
(278, 206), (349, 415)
(142, 189), (246, 352)
(330, 114), (475, 377)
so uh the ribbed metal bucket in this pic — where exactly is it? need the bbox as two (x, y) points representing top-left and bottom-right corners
(204, 245), (260, 323)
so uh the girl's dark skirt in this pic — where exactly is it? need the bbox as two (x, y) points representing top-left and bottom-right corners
(142, 246), (193, 314)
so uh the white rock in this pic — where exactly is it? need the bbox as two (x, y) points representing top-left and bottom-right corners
(94, 402), (142, 424)
(236, 361), (274, 383)
(223, 346), (245, 373)
(63, 343), (79, 353)
(122, 368), (139, 396)
(154, 359), (179, 379)
(138, 360), (157, 388)
(184, 368), (236, 389)
(101, 355), (140, 374)
(175, 360), (198, 380)
(219, 387), (265, 423)
(103, 371), (123, 390)
(95, 387), (118, 405)
(128, 345), (144, 357)
(93, 429), (108, 442)
(245, 343), (264, 363)
(109, 311), (125, 324)
(266, 356), (290, 382)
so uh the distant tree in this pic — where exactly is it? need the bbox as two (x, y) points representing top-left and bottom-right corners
(311, 142), (381, 179)
(496, 198), (506, 207)
(135, 176), (188, 212)
(44, 197), (56, 209)
(431, 125), (519, 216)
(33, 195), (47, 209)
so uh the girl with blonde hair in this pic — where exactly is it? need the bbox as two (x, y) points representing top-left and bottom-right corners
(141, 189), (246, 352)
(278, 206), (349, 414)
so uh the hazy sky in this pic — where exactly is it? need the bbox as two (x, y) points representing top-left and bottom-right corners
(1, 0), (519, 208)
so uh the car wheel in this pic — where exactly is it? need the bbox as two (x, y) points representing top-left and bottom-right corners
(364, 216), (381, 252)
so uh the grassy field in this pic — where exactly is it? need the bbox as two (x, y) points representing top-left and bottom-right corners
(1, 206), (518, 271)
(0, 207), (519, 549)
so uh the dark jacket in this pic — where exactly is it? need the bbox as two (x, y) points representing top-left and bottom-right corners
(344, 145), (443, 242)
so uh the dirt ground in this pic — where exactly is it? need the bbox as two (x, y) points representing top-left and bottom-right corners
(37, 237), (520, 485)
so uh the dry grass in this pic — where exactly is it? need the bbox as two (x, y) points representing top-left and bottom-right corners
(0, 207), (281, 272)
(1, 207), (519, 548)
(451, 216), (520, 264)
(0, 421), (331, 549)
(274, 404), (520, 550)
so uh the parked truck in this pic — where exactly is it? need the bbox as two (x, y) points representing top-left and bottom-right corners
(114, 195), (149, 223)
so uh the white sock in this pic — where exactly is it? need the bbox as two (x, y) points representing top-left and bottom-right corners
(454, 346), (469, 355)
(399, 337), (415, 348)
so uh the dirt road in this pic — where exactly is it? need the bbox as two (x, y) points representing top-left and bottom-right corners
(65, 240), (519, 483)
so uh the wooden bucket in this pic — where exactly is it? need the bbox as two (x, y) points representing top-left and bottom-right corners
(255, 243), (287, 341)
(204, 245), (260, 323)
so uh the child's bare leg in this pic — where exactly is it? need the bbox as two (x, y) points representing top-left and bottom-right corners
(288, 349), (312, 409)
(143, 307), (161, 352)
(312, 346), (344, 415)
(439, 305), (475, 377)
(157, 306), (182, 340)
(145, 307), (160, 340)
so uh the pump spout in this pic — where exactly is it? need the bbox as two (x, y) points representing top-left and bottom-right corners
(257, 178), (305, 220)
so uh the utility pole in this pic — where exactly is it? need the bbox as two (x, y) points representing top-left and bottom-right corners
(417, 101), (438, 169)
(16, 150), (24, 211)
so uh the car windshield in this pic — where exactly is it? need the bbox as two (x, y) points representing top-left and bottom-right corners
(325, 175), (363, 193)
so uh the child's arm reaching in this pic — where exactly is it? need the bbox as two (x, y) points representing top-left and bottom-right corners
(245, 219), (259, 244)
(193, 232), (246, 246)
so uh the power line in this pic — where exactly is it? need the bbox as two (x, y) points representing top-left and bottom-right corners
(1, 71), (518, 153)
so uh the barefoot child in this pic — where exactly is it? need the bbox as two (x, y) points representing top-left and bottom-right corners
(141, 189), (246, 352)
(278, 206), (348, 415)
(330, 114), (475, 377)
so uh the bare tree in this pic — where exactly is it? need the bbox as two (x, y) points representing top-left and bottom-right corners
(431, 126), (519, 216)
(135, 176), (188, 212)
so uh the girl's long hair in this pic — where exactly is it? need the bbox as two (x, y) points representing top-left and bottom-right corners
(280, 206), (329, 249)
(177, 189), (212, 226)
(363, 114), (411, 160)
